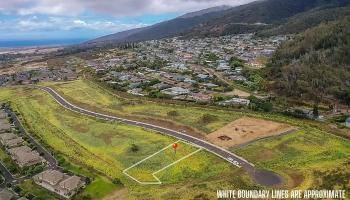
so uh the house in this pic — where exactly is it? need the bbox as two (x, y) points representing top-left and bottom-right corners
(0, 111), (7, 119)
(197, 74), (210, 81)
(161, 87), (190, 96)
(151, 83), (171, 90)
(218, 98), (250, 106)
(0, 132), (17, 144)
(8, 146), (43, 167)
(34, 169), (85, 199)
(189, 93), (212, 103)
(0, 119), (11, 133)
(203, 83), (219, 89)
(0, 133), (24, 148)
(0, 189), (15, 200)
(127, 88), (144, 96)
(346, 117), (350, 128)
(5, 138), (24, 148)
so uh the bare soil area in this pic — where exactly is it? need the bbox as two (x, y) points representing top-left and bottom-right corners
(206, 117), (296, 148)
(103, 188), (128, 200)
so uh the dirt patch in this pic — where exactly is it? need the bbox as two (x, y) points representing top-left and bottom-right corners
(288, 171), (304, 188)
(207, 117), (296, 148)
(103, 188), (128, 200)
(71, 123), (89, 133)
(225, 89), (251, 98)
(98, 132), (115, 145)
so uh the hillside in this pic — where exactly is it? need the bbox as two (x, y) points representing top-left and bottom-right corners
(257, 5), (350, 36)
(181, 0), (350, 38)
(86, 6), (231, 45)
(265, 16), (350, 107)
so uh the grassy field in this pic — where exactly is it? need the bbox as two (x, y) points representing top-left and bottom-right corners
(46, 80), (242, 134)
(0, 81), (349, 199)
(234, 129), (350, 189)
(0, 86), (244, 199)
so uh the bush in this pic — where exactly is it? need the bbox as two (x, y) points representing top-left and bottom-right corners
(200, 114), (217, 124)
(112, 178), (122, 185)
(130, 143), (139, 152)
(248, 96), (273, 112)
(167, 110), (179, 117)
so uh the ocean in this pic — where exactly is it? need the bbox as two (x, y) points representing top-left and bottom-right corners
(0, 38), (89, 48)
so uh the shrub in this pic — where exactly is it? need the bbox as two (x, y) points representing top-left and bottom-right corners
(167, 110), (179, 117)
(130, 143), (139, 152)
(200, 114), (217, 124)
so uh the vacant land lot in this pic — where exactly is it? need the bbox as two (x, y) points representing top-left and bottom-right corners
(234, 128), (350, 190)
(125, 141), (200, 183)
(207, 117), (296, 148)
(0, 83), (349, 199)
(0, 86), (243, 199)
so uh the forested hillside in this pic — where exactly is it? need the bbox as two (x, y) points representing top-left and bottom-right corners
(257, 6), (350, 36)
(182, 0), (350, 38)
(265, 16), (350, 107)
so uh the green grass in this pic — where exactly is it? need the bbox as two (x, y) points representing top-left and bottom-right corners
(80, 177), (119, 199)
(0, 145), (19, 175)
(0, 86), (244, 199)
(234, 128), (350, 188)
(46, 79), (242, 134)
(20, 180), (59, 200)
(0, 82), (349, 199)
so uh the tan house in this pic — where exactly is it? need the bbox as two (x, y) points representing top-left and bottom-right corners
(8, 146), (43, 167)
(0, 132), (17, 143)
(0, 119), (11, 133)
(34, 169), (85, 199)
(0, 132), (24, 148)
(5, 138), (24, 148)
(0, 188), (15, 200)
(0, 110), (7, 119)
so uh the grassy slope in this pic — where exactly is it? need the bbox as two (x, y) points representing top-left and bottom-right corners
(46, 80), (242, 134)
(0, 86), (248, 199)
(46, 80), (350, 190)
(0, 81), (349, 199)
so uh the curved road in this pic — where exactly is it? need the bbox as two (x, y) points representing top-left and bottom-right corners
(34, 85), (281, 186)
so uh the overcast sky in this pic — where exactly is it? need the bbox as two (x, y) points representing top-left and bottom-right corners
(0, 0), (256, 40)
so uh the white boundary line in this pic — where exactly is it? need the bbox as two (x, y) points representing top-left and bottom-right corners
(123, 140), (202, 184)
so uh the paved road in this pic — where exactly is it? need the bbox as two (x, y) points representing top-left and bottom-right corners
(35, 85), (282, 186)
(0, 160), (14, 184)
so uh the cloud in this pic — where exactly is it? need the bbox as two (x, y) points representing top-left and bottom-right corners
(0, 16), (148, 33)
(0, 0), (256, 16)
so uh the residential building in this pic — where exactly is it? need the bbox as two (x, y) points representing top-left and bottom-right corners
(0, 132), (17, 144)
(0, 132), (24, 148)
(161, 87), (190, 96)
(0, 119), (11, 133)
(218, 98), (250, 106)
(8, 146), (43, 167)
(0, 111), (7, 119)
(34, 169), (85, 199)
(0, 189), (15, 200)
